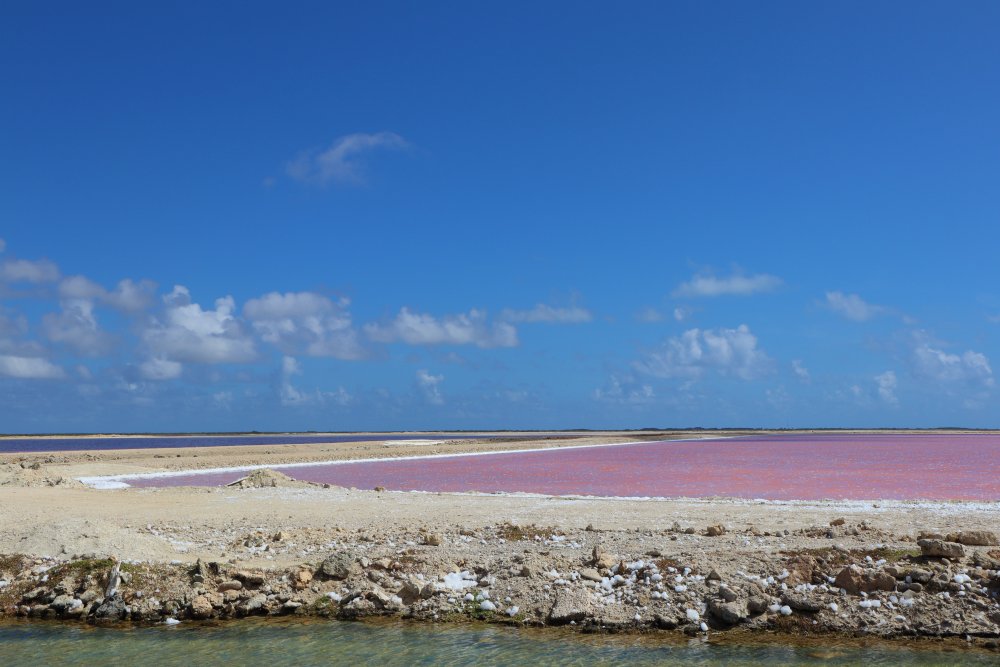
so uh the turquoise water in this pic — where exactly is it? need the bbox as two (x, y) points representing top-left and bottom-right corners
(0, 619), (994, 666)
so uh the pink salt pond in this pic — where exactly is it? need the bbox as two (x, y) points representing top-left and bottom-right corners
(124, 433), (1000, 501)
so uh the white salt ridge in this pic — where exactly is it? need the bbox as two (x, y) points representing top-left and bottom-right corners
(686, 609), (699, 622)
(439, 571), (478, 591)
(479, 600), (496, 611)
(163, 618), (180, 625)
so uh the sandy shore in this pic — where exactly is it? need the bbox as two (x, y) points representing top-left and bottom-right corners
(1, 432), (999, 648)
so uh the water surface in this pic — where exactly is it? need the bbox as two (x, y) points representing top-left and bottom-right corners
(0, 619), (993, 667)
(128, 433), (1000, 501)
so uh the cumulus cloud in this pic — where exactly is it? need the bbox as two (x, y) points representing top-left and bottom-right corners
(139, 357), (183, 381)
(672, 271), (781, 298)
(634, 324), (771, 381)
(0, 354), (65, 379)
(41, 299), (114, 355)
(243, 291), (363, 359)
(825, 291), (885, 322)
(365, 307), (518, 348)
(287, 131), (409, 186)
(501, 304), (592, 324)
(142, 285), (256, 365)
(416, 369), (444, 405)
(0, 257), (60, 283)
(792, 359), (810, 382)
(913, 342), (993, 387)
(875, 370), (898, 404)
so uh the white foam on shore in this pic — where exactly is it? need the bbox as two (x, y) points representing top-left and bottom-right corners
(76, 436), (723, 489)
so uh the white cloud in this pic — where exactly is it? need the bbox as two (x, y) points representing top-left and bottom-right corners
(142, 285), (256, 364)
(635, 307), (664, 323)
(825, 291), (885, 322)
(913, 343), (994, 387)
(593, 376), (655, 404)
(0, 354), (65, 379)
(874, 370), (898, 404)
(672, 271), (781, 298)
(244, 291), (363, 359)
(0, 257), (60, 283)
(59, 276), (156, 312)
(41, 299), (113, 355)
(287, 131), (408, 186)
(634, 324), (771, 381)
(792, 359), (810, 382)
(364, 307), (518, 348)
(501, 304), (592, 324)
(278, 355), (351, 406)
(139, 357), (183, 380)
(0, 238), (5, 252)
(416, 369), (444, 405)
(673, 307), (691, 322)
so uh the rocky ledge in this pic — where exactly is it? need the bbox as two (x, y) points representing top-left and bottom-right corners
(2, 522), (999, 650)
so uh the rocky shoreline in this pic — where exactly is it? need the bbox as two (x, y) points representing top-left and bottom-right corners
(4, 519), (1000, 650)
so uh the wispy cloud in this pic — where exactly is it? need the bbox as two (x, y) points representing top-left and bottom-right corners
(874, 370), (898, 405)
(0, 354), (65, 379)
(913, 341), (993, 388)
(287, 131), (409, 186)
(672, 271), (781, 298)
(825, 291), (886, 322)
(501, 304), (592, 324)
(365, 307), (517, 348)
(634, 324), (771, 381)
(0, 257), (60, 284)
(416, 369), (444, 405)
(593, 375), (655, 405)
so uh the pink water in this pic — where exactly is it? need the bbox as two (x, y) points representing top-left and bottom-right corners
(126, 434), (1000, 501)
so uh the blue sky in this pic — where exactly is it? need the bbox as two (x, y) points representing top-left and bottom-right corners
(2, 1), (999, 432)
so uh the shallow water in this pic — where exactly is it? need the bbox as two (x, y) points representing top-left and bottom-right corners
(0, 433), (510, 454)
(127, 433), (1000, 501)
(0, 619), (994, 666)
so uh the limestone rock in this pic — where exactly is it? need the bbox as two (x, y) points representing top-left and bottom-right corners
(747, 596), (770, 615)
(705, 525), (726, 537)
(579, 568), (603, 583)
(782, 593), (823, 612)
(189, 595), (214, 619)
(708, 599), (747, 624)
(548, 588), (591, 625)
(292, 568), (313, 590)
(319, 553), (355, 580)
(954, 531), (999, 547)
(833, 565), (896, 594)
(784, 555), (817, 586)
(233, 571), (265, 587)
(918, 539), (965, 560)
